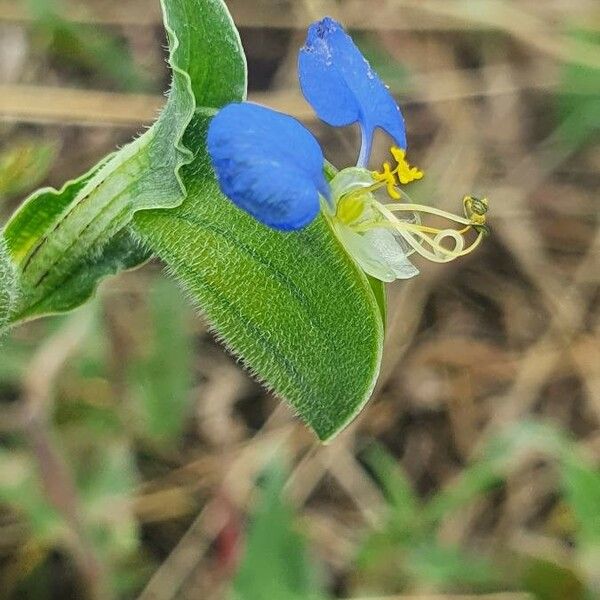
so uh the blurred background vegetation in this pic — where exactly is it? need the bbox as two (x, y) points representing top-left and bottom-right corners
(0, 0), (599, 599)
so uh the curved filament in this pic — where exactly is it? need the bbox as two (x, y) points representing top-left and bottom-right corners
(372, 201), (484, 263)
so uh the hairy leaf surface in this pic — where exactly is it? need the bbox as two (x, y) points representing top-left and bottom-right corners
(135, 118), (384, 441)
(0, 237), (17, 331)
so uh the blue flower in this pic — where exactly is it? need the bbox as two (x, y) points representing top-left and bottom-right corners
(206, 18), (487, 282)
(207, 102), (329, 231)
(298, 17), (407, 166)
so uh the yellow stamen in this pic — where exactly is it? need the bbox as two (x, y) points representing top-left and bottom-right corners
(372, 146), (424, 200)
(372, 162), (401, 199)
(376, 213), (483, 263)
(390, 147), (424, 185)
(332, 165), (488, 267)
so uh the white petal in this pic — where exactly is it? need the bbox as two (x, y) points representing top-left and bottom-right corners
(335, 224), (419, 282)
(330, 167), (374, 201)
(363, 228), (420, 280)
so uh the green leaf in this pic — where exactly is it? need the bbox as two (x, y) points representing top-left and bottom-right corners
(232, 462), (328, 600)
(2, 130), (166, 322)
(2, 0), (245, 323)
(134, 117), (384, 441)
(130, 277), (193, 443)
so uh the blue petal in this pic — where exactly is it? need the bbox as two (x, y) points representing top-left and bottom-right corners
(298, 17), (407, 165)
(207, 102), (328, 231)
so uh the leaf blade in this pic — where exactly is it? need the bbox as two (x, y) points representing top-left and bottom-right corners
(134, 120), (384, 441)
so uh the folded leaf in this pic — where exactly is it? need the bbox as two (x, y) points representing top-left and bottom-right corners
(3, 157), (151, 320)
(2, 0), (245, 322)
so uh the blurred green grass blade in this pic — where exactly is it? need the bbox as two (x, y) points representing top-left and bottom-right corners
(423, 458), (504, 526)
(0, 335), (32, 382)
(0, 450), (64, 539)
(559, 450), (600, 593)
(422, 419), (600, 594)
(130, 277), (193, 443)
(364, 444), (419, 528)
(561, 460), (600, 545)
(422, 421), (566, 525)
(80, 443), (140, 560)
(523, 557), (587, 600)
(355, 36), (410, 94)
(558, 29), (600, 148)
(358, 446), (497, 592)
(232, 462), (328, 600)
(47, 23), (151, 92)
(406, 542), (496, 589)
(0, 140), (56, 202)
(27, 0), (151, 91)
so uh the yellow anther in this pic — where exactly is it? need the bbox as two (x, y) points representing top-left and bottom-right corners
(390, 147), (424, 185)
(372, 162), (401, 199)
(463, 195), (489, 234)
(372, 146), (424, 200)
